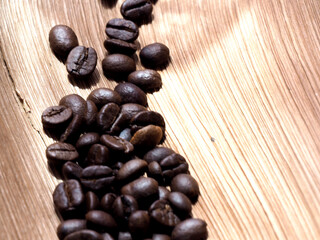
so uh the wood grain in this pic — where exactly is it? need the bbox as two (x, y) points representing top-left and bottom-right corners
(1, 0), (320, 239)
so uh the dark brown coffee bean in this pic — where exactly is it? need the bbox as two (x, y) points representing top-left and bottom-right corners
(121, 0), (153, 23)
(57, 219), (87, 240)
(118, 232), (133, 240)
(100, 193), (117, 213)
(87, 88), (122, 109)
(159, 154), (189, 184)
(102, 233), (115, 240)
(121, 177), (158, 208)
(170, 174), (200, 204)
(147, 161), (163, 184)
(112, 195), (138, 225)
(85, 144), (110, 166)
(168, 192), (192, 219)
(102, 54), (136, 81)
(76, 132), (100, 155)
(171, 218), (208, 240)
(152, 234), (171, 240)
(46, 142), (79, 164)
(60, 114), (84, 143)
(144, 147), (175, 164)
(86, 210), (117, 234)
(86, 191), (100, 211)
(64, 230), (102, 240)
(59, 94), (87, 117)
(53, 180), (85, 219)
(128, 69), (162, 93)
(119, 128), (132, 141)
(128, 210), (150, 237)
(62, 161), (83, 180)
(86, 100), (98, 128)
(158, 186), (170, 200)
(130, 125), (163, 149)
(106, 18), (139, 42)
(66, 46), (97, 78)
(81, 166), (115, 192)
(104, 39), (138, 56)
(42, 106), (73, 129)
(100, 135), (134, 154)
(117, 159), (148, 184)
(96, 103), (120, 133)
(140, 43), (170, 69)
(49, 25), (78, 57)
(115, 83), (147, 106)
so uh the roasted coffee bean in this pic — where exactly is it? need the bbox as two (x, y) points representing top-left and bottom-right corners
(57, 219), (87, 240)
(128, 210), (150, 237)
(96, 103), (120, 133)
(149, 199), (180, 232)
(114, 83), (147, 107)
(104, 39), (138, 56)
(130, 111), (165, 136)
(86, 100), (98, 128)
(121, 0), (153, 23)
(86, 210), (117, 234)
(118, 232), (132, 240)
(86, 191), (100, 211)
(66, 46), (97, 78)
(105, 18), (139, 42)
(121, 177), (158, 208)
(112, 195), (138, 225)
(76, 132), (100, 155)
(81, 166), (115, 192)
(130, 125), (163, 149)
(53, 180), (84, 219)
(87, 88), (122, 109)
(64, 230), (102, 240)
(102, 233), (115, 240)
(158, 186), (170, 200)
(59, 94), (87, 117)
(42, 106), (73, 129)
(170, 174), (200, 204)
(159, 153), (189, 184)
(49, 25), (78, 57)
(100, 193), (117, 213)
(84, 144), (110, 166)
(171, 218), (208, 240)
(46, 142), (79, 164)
(60, 114), (84, 143)
(119, 128), (132, 141)
(128, 69), (162, 93)
(62, 161), (83, 180)
(102, 54), (136, 80)
(140, 43), (170, 69)
(100, 135), (134, 154)
(144, 147), (175, 164)
(116, 159), (148, 184)
(152, 234), (171, 240)
(168, 192), (192, 219)
(110, 103), (147, 134)
(147, 161), (163, 184)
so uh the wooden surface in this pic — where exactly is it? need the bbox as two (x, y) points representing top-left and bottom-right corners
(1, 0), (320, 239)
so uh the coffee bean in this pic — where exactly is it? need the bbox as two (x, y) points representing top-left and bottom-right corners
(114, 83), (147, 107)
(84, 144), (110, 166)
(49, 25), (78, 57)
(147, 161), (163, 184)
(158, 186), (170, 200)
(112, 195), (138, 225)
(130, 125), (163, 149)
(119, 128), (132, 141)
(42, 106), (73, 129)
(168, 192), (192, 219)
(53, 180), (85, 219)
(100, 193), (117, 213)
(144, 147), (175, 164)
(105, 18), (139, 42)
(86, 191), (100, 211)
(76, 132), (100, 155)
(46, 142), (79, 164)
(140, 43), (170, 69)
(102, 54), (136, 81)
(116, 159), (148, 184)
(62, 161), (83, 180)
(152, 234), (171, 240)
(57, 219), (87, 240)
(60, 114), (84, 143)
(128, 69), (162, 93)
(59, 94), (87, 117)
(171, 218), (208, 240)
(64, 229), (103, 240)
(86, 210), (117, 234)
(170, 174), (200, 204)
(81, 166), (115, 193)
(87, 88), (122, 109)
(66, 46), (97, 78)
(86, 100), (98, 128)
(102, 233), (115, 240)
(96, 103), (120, 133)
(100, 135), (134, 154)
(130, 111), (165, 136)
(121, 0), (153, 23)
(128, 210), (150, 237)
(104, 39), (137, 56)
(118, 232), (133, 240)
(121, 177), (158, 208)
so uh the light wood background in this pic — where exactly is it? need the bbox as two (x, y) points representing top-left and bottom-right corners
(1, 0), (320, 239)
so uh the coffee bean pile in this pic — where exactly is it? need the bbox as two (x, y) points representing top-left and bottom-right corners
(45, 1), (208, 239)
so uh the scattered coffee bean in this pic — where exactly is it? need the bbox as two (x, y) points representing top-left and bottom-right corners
(81, 165), (115, 192)
(144, 147), (176, 164)
(62, 161), (83, 180)
(128, 69), (162, 93)
(171, 218), (208, 240)
(112, 195), (139, 225)
(100, 193), (117, 213)
(46, 142), (79, 164)
(121, 0), (153, 23)
(100, 135), (134, 155)
(102, 54), (136, 81)
(140, 43), (170, 69)
(42, 105), (73, 129)
(84, 144), (110, 166)
(64, 229), (103, 240)
(170, 174), (200, 204)
(96, 103), (120, 133)
(116, 159), (148, 184)
(49, 25), (78, 57)
(86, 191), (100, 211)
(104, 39), (138, 55)
(59, 94), (87, 117)
(115, 82), (148, 107)
(86, 210), (118, 234)
(60, 114), (84, 143)
(130, 110), (165, 135)
(66, 46), (97, 78)
(148, 161), (163, 184)
(87, 88), (122, 110)
(106, 18), (139, 42)
(57, 219), (87, 240)
(128, 210), (150, 237)
(130, 125), (163, 149)
(168, 192), (192, 219)
(76, 132), (100, 155)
